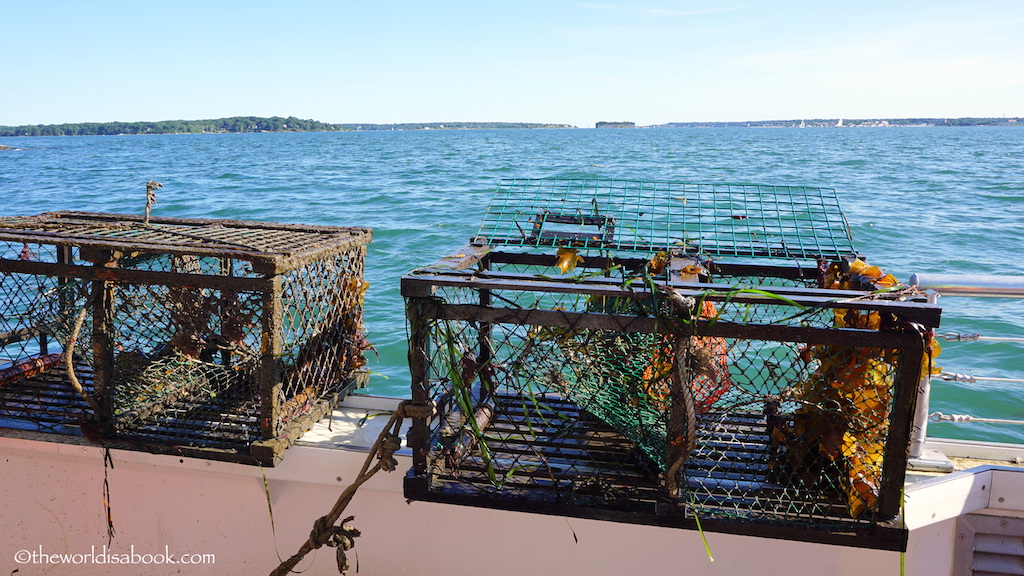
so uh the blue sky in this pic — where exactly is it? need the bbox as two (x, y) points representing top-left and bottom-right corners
(3, 1), (1022, 127)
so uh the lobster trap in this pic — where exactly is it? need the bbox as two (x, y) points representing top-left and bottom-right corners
(0, 212), (371, 465)
(403, 179), (941, 550)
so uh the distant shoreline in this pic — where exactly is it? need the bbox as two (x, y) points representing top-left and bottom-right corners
(0, 117), (575, 138)
(1, 115), (1020, 137)
(649, 117), (1021, 129)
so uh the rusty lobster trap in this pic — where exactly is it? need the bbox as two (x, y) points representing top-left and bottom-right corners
(403, 179), (941, 550)
(0, 212), (371, 464)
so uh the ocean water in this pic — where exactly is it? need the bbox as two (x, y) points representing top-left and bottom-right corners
(1, 127), (1022, 443)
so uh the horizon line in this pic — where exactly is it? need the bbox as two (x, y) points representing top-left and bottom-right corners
(3, 114), (1023, 129)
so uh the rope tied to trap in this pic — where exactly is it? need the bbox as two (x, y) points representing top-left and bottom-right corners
(269, 399), (433, 576)
(310, 515), (360, 550)
(308, 515), (362, 575)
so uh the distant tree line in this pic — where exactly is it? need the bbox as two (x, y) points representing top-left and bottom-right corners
(656, 117), (1021, 128)
(0, 117), (575, 137)
(0, 116), (338, 136)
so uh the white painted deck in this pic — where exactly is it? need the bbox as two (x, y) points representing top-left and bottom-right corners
(2, 395), (1022, 576)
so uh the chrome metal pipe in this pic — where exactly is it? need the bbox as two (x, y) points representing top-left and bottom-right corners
(908, 272), (1024, 460)
(909, 273), (1024, 298)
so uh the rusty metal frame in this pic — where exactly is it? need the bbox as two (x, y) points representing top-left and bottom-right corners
(0, 212), (372, 465)
(402, 244), (941, 549)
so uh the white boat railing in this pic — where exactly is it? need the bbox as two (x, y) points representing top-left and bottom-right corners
(937, 371), (1024, 385)
(907, 273), (1024, 467)
(929, 412), (1024, 426)
(938, 332), (1024, 343)
(908, 273), (1024, 298)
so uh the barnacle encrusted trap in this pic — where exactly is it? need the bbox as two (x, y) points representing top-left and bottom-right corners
(402, 178), (941, 550)
(0, 212), (371, 465)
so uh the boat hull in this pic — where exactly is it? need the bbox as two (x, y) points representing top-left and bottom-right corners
(2, 396), (1021, 576)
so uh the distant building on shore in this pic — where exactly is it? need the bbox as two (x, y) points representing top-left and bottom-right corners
(596, 121), (636, 129)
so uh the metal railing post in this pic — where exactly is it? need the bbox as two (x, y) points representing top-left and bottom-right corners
(907, 273), (1024, 471)
(909, 289), (939, 461)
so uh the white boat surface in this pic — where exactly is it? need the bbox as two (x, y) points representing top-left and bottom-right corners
(3, 396), (1023, 575)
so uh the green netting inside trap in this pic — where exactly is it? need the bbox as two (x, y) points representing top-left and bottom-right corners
(523, 326), (734, 469)
(477, 178), (857, 260)
(113, 351), (255, 426)
(524, 328), (667, 461)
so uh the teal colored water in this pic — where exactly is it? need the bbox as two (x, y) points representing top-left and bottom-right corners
(2, 127), (1022, 443)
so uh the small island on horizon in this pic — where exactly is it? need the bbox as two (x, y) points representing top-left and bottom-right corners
(0, 115), (1020, 137)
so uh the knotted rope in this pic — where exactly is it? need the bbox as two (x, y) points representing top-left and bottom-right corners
(269, 399), (433, 576)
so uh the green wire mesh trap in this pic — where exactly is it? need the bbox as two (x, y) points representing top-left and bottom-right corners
(404, 179), (938, 550)
(476, 178), (857, 260)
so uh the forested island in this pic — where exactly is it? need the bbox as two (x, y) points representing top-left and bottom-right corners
(0, 117), (574, 137)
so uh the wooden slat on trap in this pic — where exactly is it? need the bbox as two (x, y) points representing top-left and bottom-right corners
(0, 362), (94, 432)
(407, 390), (907, 550)
(409, 391), (659, 511)
(0, 363), (263, 460)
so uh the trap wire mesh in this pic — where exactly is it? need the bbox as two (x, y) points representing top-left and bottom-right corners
(476, 178), (857, 260)
(0, 212), (371, 464)
(404, 180), (939, 550)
